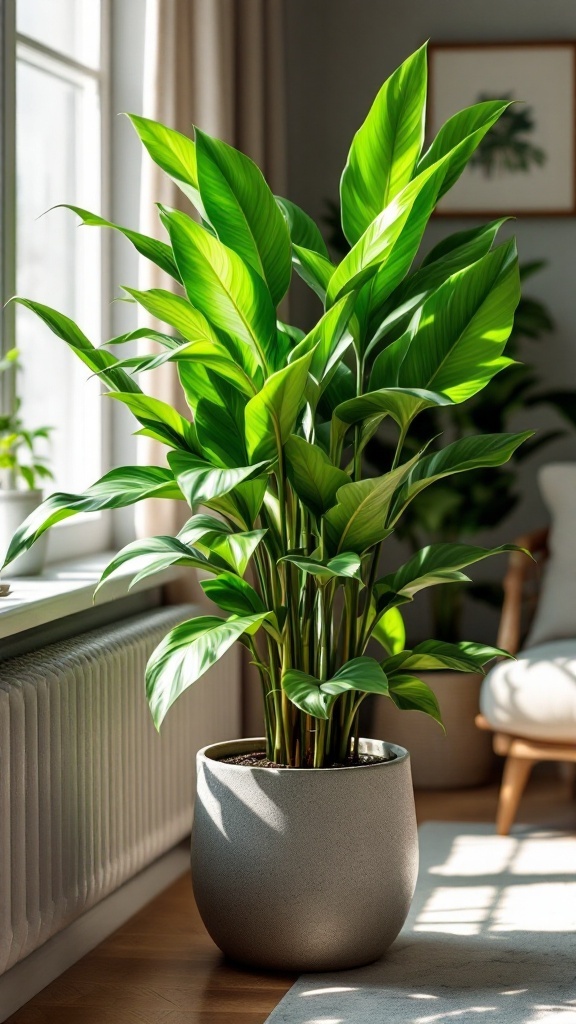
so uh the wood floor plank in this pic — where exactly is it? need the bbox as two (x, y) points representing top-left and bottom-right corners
(6, 772), (575, 1024)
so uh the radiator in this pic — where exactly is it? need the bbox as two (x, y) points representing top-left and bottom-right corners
(0, 604), (241, 976)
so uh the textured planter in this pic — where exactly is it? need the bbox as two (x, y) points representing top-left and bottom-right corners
(0, 490), (47, 577)
(191, 736), (418, 972)
(372, 672), (494, 789)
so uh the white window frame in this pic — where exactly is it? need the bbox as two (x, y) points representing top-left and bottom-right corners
(1, 0), (113, 563)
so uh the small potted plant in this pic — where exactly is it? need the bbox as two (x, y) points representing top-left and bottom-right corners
(0, 347), (53, 576)
(4, 44), (529, 971)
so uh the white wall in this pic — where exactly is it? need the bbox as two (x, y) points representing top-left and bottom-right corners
(285, 0), (576, 640)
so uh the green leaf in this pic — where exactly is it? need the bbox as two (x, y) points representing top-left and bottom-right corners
(289, 294), (355, 399)
(196, 130), (291, 305)
(275, 196), (330, 258)
(108, 393), (197, 452)
(389, 432), (532, 523)
(58, 204), (180, 281)
(392, 240), (521, 403)
(284, 435), (349, 517)
(282, 670), (333, 720)
(366, 217), (509, 351)
(281, 551), (362, 584)
(3, 467), (181, 567)
(417, 100), (511, 200)
(386, 639), (508, 674)
(321, 657), (389, 697)
(122, 286), (219, 343)
(340, 43), (427, 245)
(324, 451), (419, 554)
(374, 542), (524, 610)
(159, 207), (277, 372)
(335, 386), (454, 433)
(10, 299), (141, 395)
(95, 535), (224, 595)
(208, 476), (267, 530)
(245, 351), (314, 463)
(386, 674), (443, 726)
(292, 245), (336, 301)
(202, 529), (267, 577)
(371, 606), (406, 656)
(127, 114), (204, 212)
(146, 613), (268, 728)
(168, 450), (268, 508)
(201, 573), (265, 615)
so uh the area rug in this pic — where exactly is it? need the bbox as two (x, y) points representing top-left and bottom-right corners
(265, 822), (576, 1024)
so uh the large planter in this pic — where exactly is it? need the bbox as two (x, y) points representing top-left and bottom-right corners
(191, 736), (418, 972)
(372, 672), (494, 789)
(0, 490), (47, 577)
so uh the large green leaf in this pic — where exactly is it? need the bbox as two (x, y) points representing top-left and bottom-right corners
(281, 670), (333, 720)
(195, 392), (248, 469)
(326, 161), (443, 307)
(374, 542), (524, 610)
(58, 204), (180, 281)
(10, 299), (141, 395)
(112, 339), (258, 399)
(108, 393), (197, 452)
(389, 432), (532, 523)
(245, 351), (314, 463)
(365, 217), (509, 352)
(417, 100), (510, 200)
(385, 639), (509, 675)
(340, 43), (427, 245)
(201, 573), (266, 615)
(391, 240), (521, 403)
(201, 529), (267, 577)
(159, 207), (277, 372)
(207, 476), (267, 530)
(386, 674), (443, 726)
(289, 294), (355, 400)
(281, 551), (362, 584)
(95, 535), (226, 596)
(123, 286), (218, 343)
(371, 606), (406, 656)
(146, 613), (268, 728)
(168, 450), (268, 508)
(275, 196), (330, 258)
(284, 434), (349, 517)
(324, 453), (419, 554)
(196, 130), (291, 305)
(335, 386), (454, 433)
(292, 245), (336, 301)
(321, 657), (389, 697)
(127, 114), (204, 212)
(3, 467), (181, 567)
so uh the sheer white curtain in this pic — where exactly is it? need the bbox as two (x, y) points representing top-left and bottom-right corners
(137, 0), (287, 730)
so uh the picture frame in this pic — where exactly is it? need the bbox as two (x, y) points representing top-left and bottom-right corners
(429, 41), (576, 216)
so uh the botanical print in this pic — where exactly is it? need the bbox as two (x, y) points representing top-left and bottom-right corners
(471, 93), (547, 177)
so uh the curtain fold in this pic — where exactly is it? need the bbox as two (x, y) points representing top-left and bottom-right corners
(136, 0), (287, 732)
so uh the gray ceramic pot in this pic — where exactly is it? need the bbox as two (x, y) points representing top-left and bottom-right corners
(191, 737), (418, 972)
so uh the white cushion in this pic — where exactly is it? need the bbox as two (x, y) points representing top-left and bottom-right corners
(525, 463), (576, 647)
(480, 639), (576, 741)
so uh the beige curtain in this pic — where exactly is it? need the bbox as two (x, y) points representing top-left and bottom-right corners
(137, 0), (287, 731)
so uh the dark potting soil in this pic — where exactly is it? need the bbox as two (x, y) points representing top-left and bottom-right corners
(219, 751), (396, 769)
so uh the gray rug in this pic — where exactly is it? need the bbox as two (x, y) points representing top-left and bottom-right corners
(265, 822), (576, 1024)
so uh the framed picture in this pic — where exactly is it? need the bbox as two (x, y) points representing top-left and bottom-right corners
(429, 41), (576, 216)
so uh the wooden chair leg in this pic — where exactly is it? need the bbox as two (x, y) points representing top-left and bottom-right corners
(496, 755), (536, 836)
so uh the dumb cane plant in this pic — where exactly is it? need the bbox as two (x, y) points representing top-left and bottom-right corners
(4, 44), (530, 767)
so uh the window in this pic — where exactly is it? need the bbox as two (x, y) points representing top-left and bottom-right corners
(1, 0), (111, 560)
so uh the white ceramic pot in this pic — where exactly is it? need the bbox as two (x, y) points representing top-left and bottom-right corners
(0, 490), (47, 577)
(192, 736), (418, 972)
(372, 671), (494, 789)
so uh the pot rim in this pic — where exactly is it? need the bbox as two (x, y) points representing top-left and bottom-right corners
(198, 736), (410, 772)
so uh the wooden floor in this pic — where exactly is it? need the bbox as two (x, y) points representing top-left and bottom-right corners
(7, 771), (576, 1024)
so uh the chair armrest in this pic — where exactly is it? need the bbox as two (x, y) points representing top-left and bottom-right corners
(497, 528), (549, 656)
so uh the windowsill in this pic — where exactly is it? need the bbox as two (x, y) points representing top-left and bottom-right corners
(0, 553), (183, 640)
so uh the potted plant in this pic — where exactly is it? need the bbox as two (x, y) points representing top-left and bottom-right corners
(4, 43), (530, 970)
(0, 347), (53, 576)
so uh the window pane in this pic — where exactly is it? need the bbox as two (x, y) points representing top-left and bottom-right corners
(16, 54), (103, 493)
(17, 0), (101, 68)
